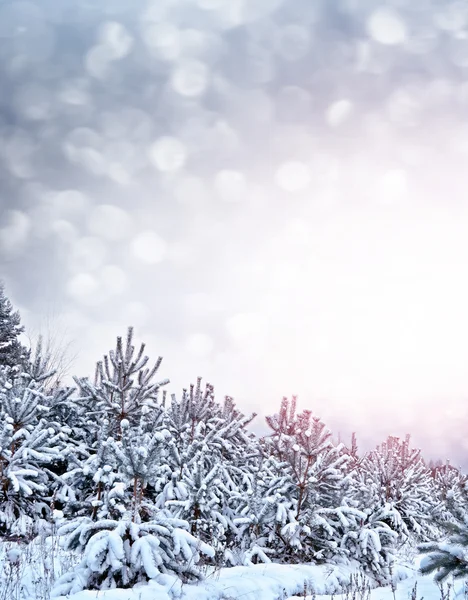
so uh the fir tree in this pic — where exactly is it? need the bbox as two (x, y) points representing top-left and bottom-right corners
(0, 282), (28, 369)
(430, 462), (468, 525)
(158, 378), (258, 557)
(419, 519), (468, 582)
(230, 455), (292, 565)
(55, 412), (213, 593)
(357, 435), (438, 541)
(264, 397), (355, 561)
(0, 367), (68, 539)
(74, 327), (169, 440)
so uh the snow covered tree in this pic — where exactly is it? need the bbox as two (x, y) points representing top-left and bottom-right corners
(53, 514), (214, 594)
(163, 459), (231, 543)
(58, 418), (123, 520)
(74, 327), (169, 440)
(0, 371), (68, 538)
(340, 504), (398, 583)
(430, 462), (468, 526)
(0, 282), (28, 369)
(264, 397), (355, 562)
(229, 454), (292, 565)
(419, 519), (468, 581)
(157, 378), (258, 558)
(0, 334), (77, 539)
(357, 435), (439, 541)
(266, 397), (349, 517)
(55, 410), (214, 593)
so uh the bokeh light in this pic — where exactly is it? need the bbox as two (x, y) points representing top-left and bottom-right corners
(2, 0), (468, 465)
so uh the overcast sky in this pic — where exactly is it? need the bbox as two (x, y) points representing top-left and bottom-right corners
(2, 0), (468, 463)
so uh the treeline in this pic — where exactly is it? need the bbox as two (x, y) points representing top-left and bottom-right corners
(0, 282), (466, 594)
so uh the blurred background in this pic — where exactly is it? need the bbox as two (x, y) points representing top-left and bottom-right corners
(1, 0), (468, 462)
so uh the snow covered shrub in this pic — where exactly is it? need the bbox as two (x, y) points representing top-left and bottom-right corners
(157, 379), (258, 561)
(0, 544), (27, 600)
(52, 514), (214, 594)
(0, 282), (29, 370)
(0, 362), (70, 539)
(430, 462), (468, 526)
(73, 326), (169, 439)
(340, 506), (398, 583)
(419, 519), (468, 582)
(264, 397), (354, 562)
(229, 455), (292, 565)
(357, 435), (439, 542)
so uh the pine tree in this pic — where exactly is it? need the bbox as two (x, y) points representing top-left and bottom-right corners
(54, 412), (213, 593)
(264, 397), (355, 563)
(53, 514), (214, 594)
(74, 327), (169, 440)
(0, 282), (28, 369)
(0, 366), (68, 539)
(430, 462), (468, 525)
(158, 378), (258, 560)
(58, 418), (124, 520)
(340, 503), (398, 583)
(419, 519), (468, 581)
(229, 455), (292, 565)
(357, 435), (438, 541)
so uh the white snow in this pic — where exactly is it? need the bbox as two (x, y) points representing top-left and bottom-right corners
(46, 560), (460, 600)
(0, 536), (463, 600)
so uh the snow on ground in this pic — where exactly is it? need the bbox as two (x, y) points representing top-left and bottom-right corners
(50, 567), (467, 600)
(50, 561), (451, 600)
(52, 562), (364, 600)
(291, 574), (466, 600)
(0, 538), (464, 600)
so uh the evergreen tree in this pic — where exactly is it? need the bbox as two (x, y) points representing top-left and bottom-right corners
(419, 519), (468, 581)
(53, 514), (214, 594)
(54, 413), (213, 593)
(74, 327), (169, 440)
(430, 462), (468, 525)
(229, 454), (292, 565)
(0, 362), (70, 538)
(0, 282), (28, 369)
(158, 378), (258, 558)
(264, 397), (356, 562)
(340, 503), (398, 583)
(357, 435), (439, 541)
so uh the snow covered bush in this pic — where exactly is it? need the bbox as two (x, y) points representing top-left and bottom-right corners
(0, 282), (29, 370)
(357, 436), (439, 542)
(264, 397), (356, 563)
(419, 519), (468, 581)
(430, 462), (468, 526)
(228, 455), (292, 565)
(73, 326), (169, 440)
(157, 379), (258, 562)
(52, 514), (214, 594)
(0, 353), (71, 539)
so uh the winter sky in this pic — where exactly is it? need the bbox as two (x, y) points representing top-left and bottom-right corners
(1, 0), (468, 462)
